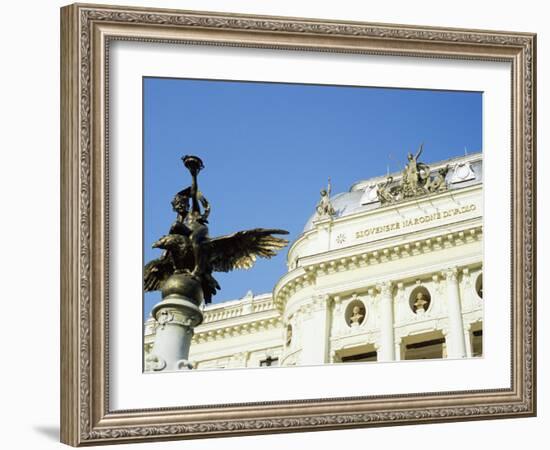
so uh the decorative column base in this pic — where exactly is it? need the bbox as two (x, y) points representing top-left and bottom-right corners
(145, 273), (204, 372)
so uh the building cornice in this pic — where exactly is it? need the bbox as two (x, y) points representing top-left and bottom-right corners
(192, 313), (282, 344)
(274, 223), (482, 311)
(290, 182), (482, 258)
(302, 216), (481, 267)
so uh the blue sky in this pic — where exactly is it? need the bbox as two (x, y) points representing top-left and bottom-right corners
(143, 77), (482, 318)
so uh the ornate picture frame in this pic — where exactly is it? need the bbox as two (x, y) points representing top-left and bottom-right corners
(60, 3), (536, 446)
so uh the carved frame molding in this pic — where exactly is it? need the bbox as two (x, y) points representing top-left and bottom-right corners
(61, 3), (536, 446)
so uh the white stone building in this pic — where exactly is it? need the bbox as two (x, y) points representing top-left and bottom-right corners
(144, 152), (483, 369)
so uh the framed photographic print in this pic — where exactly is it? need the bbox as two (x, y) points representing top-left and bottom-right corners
(60, 3), (536, 446)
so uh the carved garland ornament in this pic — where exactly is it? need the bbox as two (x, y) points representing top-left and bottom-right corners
(76, 7), (534, 441)
(86, 403), (529, 440)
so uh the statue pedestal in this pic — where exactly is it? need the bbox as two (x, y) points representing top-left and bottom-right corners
(145, 274), (204, 372)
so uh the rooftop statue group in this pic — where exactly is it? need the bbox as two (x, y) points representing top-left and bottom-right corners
(377, 145), (450, 205)
(312, 145), (450, 219)
(144, 155), (289, 304)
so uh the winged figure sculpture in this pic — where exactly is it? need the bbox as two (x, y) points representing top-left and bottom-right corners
(144, 228), (289, 303)
(144, 155), (289, 304)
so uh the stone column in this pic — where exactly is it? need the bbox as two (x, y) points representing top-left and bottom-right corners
(394, 340), (402, 361)
(299, 294), (332, 365)
(145, 273), (204, 372)
(377, 281), (395, 362)
(443, 268), (466, 358)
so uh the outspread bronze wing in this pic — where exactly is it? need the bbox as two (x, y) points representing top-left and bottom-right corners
(144, 253), (174, 292)
(206, 229), (289, 273)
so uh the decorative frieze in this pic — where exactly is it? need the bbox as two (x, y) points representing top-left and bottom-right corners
(443, 267), (459, 282)
(274, 226), (482, 309)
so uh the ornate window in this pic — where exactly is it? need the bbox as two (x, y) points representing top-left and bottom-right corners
(340, 350), (377, 362)
(409, 286), (431, 313)
(472, 329), (483, 357)
(402, 331), (446, 360)
(335, 344), (377, 362)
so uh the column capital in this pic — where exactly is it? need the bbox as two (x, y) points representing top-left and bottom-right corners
(442, 267), (459, 281)
(312, 293), (331, 311)
(377, 281), (393, 296)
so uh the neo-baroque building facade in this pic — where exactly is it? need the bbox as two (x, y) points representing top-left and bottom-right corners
(145, 152), (483, 369)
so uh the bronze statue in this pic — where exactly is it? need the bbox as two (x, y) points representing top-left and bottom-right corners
(315, 177), (335, 218)
(378, 145), (450, 205)
(144, 155), (289, 304)
(167, 156), (211, 278)
(377, 176), (397, 205)
(402, 144), (430, 197)
(425, 164), (450, 192)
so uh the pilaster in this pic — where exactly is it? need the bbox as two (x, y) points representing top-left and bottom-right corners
(442, 267), (466, 358)
(377, 281), (395, 361)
